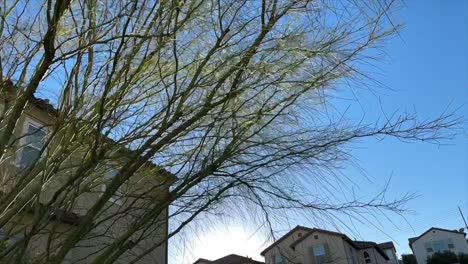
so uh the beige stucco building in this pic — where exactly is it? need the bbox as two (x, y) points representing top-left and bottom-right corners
(261, 226), (395, 264)
(0, 87), (173, 263)
(408, 227), (468, 264)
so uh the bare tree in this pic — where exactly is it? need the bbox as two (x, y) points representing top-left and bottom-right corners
(0, 0), (460, 263)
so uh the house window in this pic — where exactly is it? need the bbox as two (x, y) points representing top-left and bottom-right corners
(425, 239), (454, 253)
(19, 121), (47, 168)
(385, 249), (394, 260)
(364, 251), (371, 263)
(433, 240), (445, 252)
(312, 244), (329, 264)
(101, 167), (123, 205)
(274, 254), (283, 264)
(446, 239), (455, 250)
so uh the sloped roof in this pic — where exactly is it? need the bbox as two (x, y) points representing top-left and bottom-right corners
(408, 227), (466, 245)
(260, 226), (312, 256)
(1, 80), (177, 182)
(261, 225), (389, 260)
(378, 242), (395, 250)
(353, 240), (390, 260)
(353, 240), (378, 249)
(289, 228), (355, 249)
(194, 254), (264, 264)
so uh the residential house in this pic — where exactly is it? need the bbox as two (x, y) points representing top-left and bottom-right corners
(378, 242), (398, 264)
(408, 227), (468, 264)
(261, 226), (393, 264)
(0, 84), (175, 263)
(194, 254), (265, 264)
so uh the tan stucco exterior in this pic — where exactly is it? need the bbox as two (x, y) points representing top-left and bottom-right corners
(0, 96), (170, 264)
(410, 228), (468, 264)
(262, 227), (389, 264)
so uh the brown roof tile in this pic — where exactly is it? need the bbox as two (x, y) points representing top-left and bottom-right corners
(408, 227), (466, 246)
(378, 241), (395, 250)
(194, 254), (264, 264)
(260, 226), (312, 256)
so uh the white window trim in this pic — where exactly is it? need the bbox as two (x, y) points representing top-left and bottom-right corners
(15, 118), (48, 168)
(101, 166), (123, 206)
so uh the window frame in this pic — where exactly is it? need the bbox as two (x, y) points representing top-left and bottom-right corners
(364, 251), (372, 264)
(100, 166), (123, 206)
(313, 244), (326, 257)
(312, 243), (329, 264)
(16, 118), (48, 168)
(384, 249), (394, 260)
(273, 253), (283, 264)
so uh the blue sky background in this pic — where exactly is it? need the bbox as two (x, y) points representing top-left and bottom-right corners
(345, 0), (468, 255)
(180, 1), (468, 262)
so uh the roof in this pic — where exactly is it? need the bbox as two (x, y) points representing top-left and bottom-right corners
(408, 227), (466, 245)
(353, 241), (390, 260)
(260, 226), (312, 256)
(261, 226), (389, 260)
(353, 240), (378, 249)
(1, 80), (177, 182)
(378, 241), (395, 250)
(194, 254), (264, 264)
(289, 228), (355, 249)
(193, 258), (213, 264)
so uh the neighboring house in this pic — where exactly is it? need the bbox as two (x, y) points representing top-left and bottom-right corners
(408, 227), (468, 264)
(378, 242), (398, 264)
(261, 226), (392, 264)
(194, 254), (265, 264)
(0, 85), (175, 263)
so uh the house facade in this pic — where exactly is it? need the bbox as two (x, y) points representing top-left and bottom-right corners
(377, 242), (398, 264)
(261, 226), (392, 264)
(0, 87), (173, 263)
(408, 227), (468, 264)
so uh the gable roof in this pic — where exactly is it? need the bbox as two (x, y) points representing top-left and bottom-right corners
(289, 228), (355, 249)
(261, 226), (389, 260)
(353, 241), (390, 260)
(193, 258), (213, 264)
(408, 227), (466, 245)
(194, 254), (264, 264)
(260, 226), (312, 256)
(1, 81), (177, 182)
(378, 241), (395, 250)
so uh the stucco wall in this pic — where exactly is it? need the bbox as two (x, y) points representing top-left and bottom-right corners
(263, 229), (362, 264)
(293, 231), (350, 264)
(264, 228), (307, 264)
(357, 248), (387, 264)
(383, 248), (398, 264)
(0, 99), (169, 264)
(411, 229), (468, 264)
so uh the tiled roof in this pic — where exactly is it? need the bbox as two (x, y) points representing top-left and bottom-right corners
(0, 80), (177, 182)
(408, 227), (466, 245)
(194, 254), (264, 264)
(378, 242), (395, 250)
(353, 240), (378, 249)
(353, 240), (390, 260)
(289, 228), (353, 249)
(261, 225), (391, 260)
(260, 226), (312, 256)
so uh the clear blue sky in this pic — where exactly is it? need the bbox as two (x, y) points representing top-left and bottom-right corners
(180, 1), (468, 262)
(295, 0), (468, 257)
(349, 0), (468, 255)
